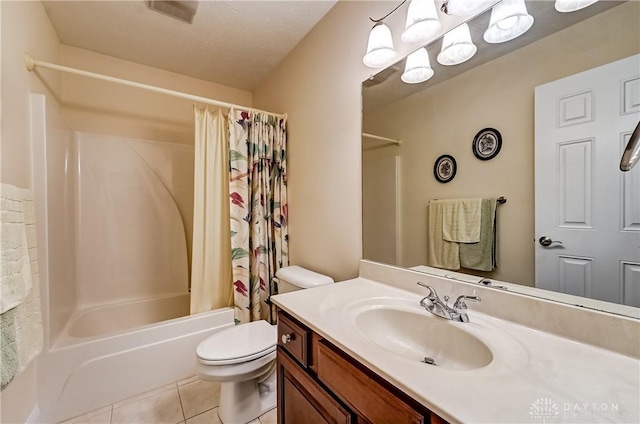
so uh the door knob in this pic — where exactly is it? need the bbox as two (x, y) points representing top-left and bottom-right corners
(539, 236), (563, 247)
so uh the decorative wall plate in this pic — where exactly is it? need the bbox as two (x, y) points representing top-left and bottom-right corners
(472, 128), (502, 160)
(433, 154), (457, 183)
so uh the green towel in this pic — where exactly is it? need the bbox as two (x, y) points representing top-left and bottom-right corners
(1, 308), (18, 391)
(427, 201), (460, 270)
(460, 198), (497, 271)
(441, 198), (482, 243)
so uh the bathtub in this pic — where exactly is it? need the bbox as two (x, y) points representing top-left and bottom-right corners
(64, 293), (191, 340)
(36, 304), (234, 423)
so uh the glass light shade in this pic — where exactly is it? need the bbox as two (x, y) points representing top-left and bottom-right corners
(437, 23), (477, 66)
(401, 48), (434, 84)
(444, 0), (495, 17)
(401, 0), (442, 44)
(363, 22), (398, 68)
(483, 0), (534, 43)
(554, 0), (598, 13)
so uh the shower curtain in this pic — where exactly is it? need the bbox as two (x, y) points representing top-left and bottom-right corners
(190, 107), (233, 314)
(228, 109), (288, 324)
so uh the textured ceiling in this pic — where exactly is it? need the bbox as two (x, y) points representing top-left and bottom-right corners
(43, 0), (337, 91)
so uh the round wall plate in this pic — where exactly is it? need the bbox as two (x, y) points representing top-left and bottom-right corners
(433, 154), (457, 183)
(472, 128), (502, 160)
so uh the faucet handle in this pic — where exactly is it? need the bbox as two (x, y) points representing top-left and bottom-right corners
(453, 295), (481, 310)
(416, 282), (437, 298)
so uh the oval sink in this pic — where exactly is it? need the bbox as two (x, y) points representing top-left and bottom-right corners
(354, 307), (493, 370)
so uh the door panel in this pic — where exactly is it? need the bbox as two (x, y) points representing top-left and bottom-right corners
(535, 54), (640, 305)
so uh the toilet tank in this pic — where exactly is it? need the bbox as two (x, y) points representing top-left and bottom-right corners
(275, 266), (334, 294)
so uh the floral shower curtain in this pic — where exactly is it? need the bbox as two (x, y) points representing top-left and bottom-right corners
(228, 109), (288, 324)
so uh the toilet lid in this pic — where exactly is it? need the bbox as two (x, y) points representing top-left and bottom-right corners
(197, 320), (276, 365)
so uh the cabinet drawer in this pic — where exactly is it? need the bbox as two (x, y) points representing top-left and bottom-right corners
(278, 312), (309, 367)
(317, 341), (425, 424)
(278, 347), (352, 424)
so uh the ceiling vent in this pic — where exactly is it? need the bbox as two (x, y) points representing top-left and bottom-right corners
(148, 1), (199, 24)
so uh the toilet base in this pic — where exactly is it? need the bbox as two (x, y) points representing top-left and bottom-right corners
(218, 366), (276, 424)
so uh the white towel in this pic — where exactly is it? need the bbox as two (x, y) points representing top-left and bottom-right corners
(1, 184), (34, 313)
(441, 198), (482, 243)
(0, 184), (43, 390)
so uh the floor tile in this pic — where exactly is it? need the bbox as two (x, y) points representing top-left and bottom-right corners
(178, 379), (221, 419)
(259, 408), (277, 424)
(112, 383), (176, 410)
(184, 408), (221, 424)
(59, 406), (112, 424)
(111, 387), (184, 424)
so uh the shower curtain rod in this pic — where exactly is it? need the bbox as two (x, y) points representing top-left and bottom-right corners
(24, 54), (286, 119)
(362, 132), (401, 145)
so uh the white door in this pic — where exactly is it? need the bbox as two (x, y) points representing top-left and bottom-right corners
(535, 54), (640, 306)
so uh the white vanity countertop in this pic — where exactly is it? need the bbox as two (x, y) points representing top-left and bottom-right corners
(271, 278), (640, 424)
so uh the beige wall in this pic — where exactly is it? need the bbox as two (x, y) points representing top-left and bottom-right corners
(60, 45), (252, 145)
(1, 1), (61, 188)
(363, 3), (640, 285)
(0, 1), (62, 422)
(252, 1), (466, 281)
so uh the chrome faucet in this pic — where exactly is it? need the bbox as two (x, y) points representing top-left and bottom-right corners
(416, 282), (481, 323)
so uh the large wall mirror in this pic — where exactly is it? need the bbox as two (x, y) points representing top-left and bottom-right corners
(362, 1), (640, 317)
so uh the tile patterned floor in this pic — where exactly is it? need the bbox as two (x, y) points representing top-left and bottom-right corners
(59, 376), (277, 424)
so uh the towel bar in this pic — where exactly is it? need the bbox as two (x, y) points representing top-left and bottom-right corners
(430, 196), (507, 204)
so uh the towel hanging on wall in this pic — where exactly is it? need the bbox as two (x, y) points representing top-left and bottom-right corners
(441, 198), (482, 243)
(459, 198), (498, 271)
(1, 183), (44, 391)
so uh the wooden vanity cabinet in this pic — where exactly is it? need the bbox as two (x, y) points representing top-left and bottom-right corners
(277, 311), (448, 424)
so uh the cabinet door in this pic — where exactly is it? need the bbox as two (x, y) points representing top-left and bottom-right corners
(278, 347), (351, 424)
(317, 341), (425, 424)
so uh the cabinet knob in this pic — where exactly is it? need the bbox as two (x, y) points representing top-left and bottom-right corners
(281, 333), (294, 344)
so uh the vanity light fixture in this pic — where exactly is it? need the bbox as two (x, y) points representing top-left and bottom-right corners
(483, 0), (534, 44)
(554, 0), (599, 13)
(401, 0), (442, 44)
(401, 48), (434, 84)
(437, 23), (477, 66)
(363, 22), (398, 68)
(441, 0), (496, 17)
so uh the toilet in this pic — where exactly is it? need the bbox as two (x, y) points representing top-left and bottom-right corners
(195, 266), (334, 424)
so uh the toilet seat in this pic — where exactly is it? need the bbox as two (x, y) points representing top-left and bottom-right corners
(197, 320), (276, 366)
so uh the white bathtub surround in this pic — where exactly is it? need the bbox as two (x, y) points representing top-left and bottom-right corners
(191, 107), (233, 315)
(37, 308), (234, 423)
(271, 260), (640, 424)
(74, 132), (191, 308)
(30, 96), (195, 346)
